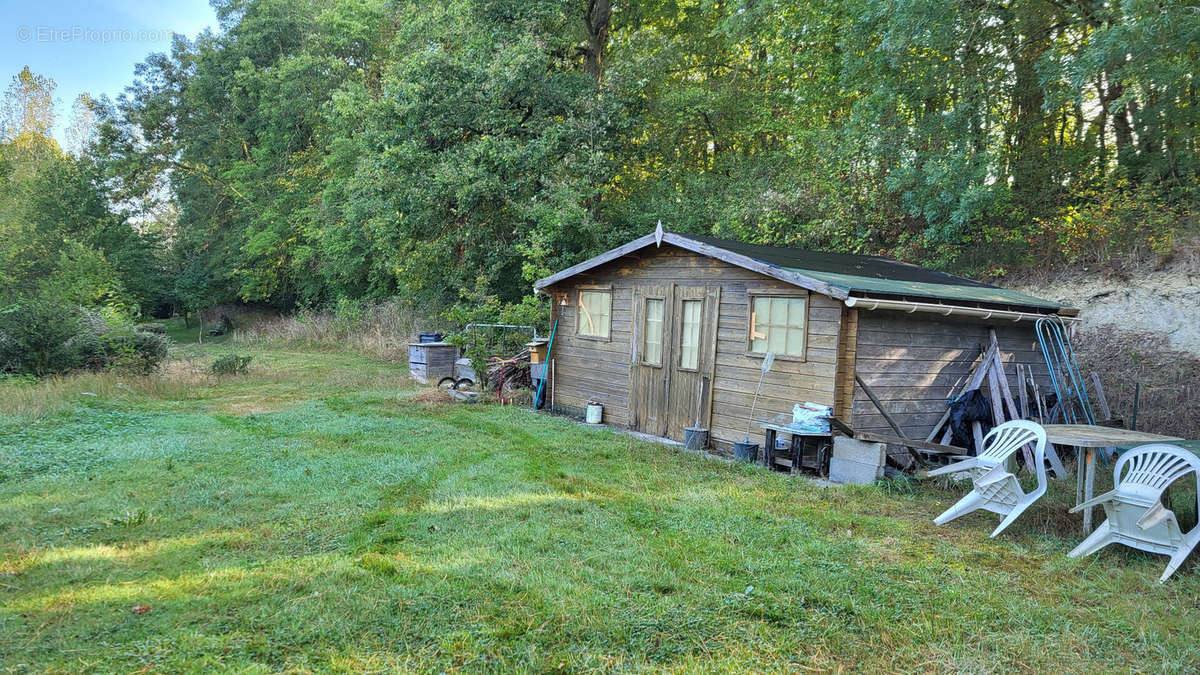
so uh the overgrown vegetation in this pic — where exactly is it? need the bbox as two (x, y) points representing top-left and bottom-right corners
(1075, 326), (1200, 439)
(2, 345), (1199, 670)
(233, 299), (439, 361)
(209, 353), (253, 376)
(0, 303), (168, 376)
(0, 68), (172, 377)
(11, 0), (1185, 325)
(4, 1), (1199, 362)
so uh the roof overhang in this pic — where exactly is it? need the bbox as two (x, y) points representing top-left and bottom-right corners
(533, 231), (850, 300)
(844, 296), (1077, 323)
(533, 228), (1075, 318)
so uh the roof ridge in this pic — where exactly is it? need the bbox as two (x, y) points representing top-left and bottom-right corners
(671, 232), (996, 290)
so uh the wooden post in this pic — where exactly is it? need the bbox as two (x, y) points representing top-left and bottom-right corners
(1088, 374), (1115, 526)
(1091, 372), (1112, 422)
(927, 342), (1000, 444)
(989, 330), (1034, 469)
(855, 374), (923, 467)
(855, 374), (907, 439)
(1075, 447), (1085, 512)
(1017, 365), (1031, 421)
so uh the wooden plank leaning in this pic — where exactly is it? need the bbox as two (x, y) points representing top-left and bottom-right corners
(927, 341), (1000, 445)
(854, 374), (925, 467)
(988, 330), (1034, 469)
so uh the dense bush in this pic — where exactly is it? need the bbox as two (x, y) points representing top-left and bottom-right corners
(210, 354), (252, 376)
(0, 302), (171, 377)
(105, 328), (171, 375)
(0, 300), (85, 376)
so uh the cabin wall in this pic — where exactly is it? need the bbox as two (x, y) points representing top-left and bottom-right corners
(544, 247), (843, 455)
(850, 310), (1051, 443)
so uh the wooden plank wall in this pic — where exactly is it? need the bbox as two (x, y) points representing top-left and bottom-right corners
(833, 307), (858, 420)
(849, 310), (1051, 440)
(544, 246), (843, 454)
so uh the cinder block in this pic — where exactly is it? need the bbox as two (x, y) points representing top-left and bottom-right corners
(829, 457), (883, 485)
(833, 437), (886, 465)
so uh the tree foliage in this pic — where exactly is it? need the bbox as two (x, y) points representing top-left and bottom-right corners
(0, 66), (171, 375)
(79, 0), (1200, 317)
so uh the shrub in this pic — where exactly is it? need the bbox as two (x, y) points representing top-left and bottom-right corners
(0, 300), (84, 376)
(0, 303), (172, 376)
(119, 330), (170, 374)
(210, 353), (253, 376)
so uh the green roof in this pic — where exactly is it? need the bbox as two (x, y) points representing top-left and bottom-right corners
(777, 268), (1061, 309)
(676, 234), (1065, 311)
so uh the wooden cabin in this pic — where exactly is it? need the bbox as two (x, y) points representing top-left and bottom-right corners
(533, 229), (1076, 456)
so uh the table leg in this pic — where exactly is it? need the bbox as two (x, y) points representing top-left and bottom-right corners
(1075, 446), (1084, 509)
(1083, 449), (1096, 533)
(790, 435), (802, 474)
(762, 429), (777, 469)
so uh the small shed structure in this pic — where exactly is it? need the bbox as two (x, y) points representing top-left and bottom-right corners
(533, 228), (1076, 456)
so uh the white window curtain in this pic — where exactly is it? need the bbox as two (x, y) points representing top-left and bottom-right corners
(644, 298), (664, 364)
(679, 299), (701, 369)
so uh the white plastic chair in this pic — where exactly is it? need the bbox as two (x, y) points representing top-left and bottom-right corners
(929, 420), (1049, 537)
(1068, 444), (1200, 582)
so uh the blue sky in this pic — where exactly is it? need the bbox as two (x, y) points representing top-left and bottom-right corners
(1, 0), (218, 142)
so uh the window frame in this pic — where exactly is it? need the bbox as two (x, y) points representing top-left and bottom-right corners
(575, 285), (613, 341)
(640, 295), (666, 367)
(676, 298), (703, 372)
(745, 289), (810, 362)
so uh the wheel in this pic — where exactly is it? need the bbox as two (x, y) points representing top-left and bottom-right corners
(453, 378), (474, 390)
(437, 376), (457, 390)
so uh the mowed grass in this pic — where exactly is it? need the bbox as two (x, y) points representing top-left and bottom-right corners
(1, 347), (1199, 672)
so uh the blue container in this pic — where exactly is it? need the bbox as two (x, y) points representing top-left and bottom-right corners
(418, 332), (443, 344)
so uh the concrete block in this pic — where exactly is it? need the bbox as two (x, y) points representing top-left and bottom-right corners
(833, 437), (886, 465)
(829, 457), (883, 485)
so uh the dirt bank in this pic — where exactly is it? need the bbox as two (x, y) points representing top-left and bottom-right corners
(1009, 250), (1199, 357)
(1003, 246), (1198, 438)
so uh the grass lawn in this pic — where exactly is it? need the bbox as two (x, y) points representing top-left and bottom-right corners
(2, 345), (1199, 672)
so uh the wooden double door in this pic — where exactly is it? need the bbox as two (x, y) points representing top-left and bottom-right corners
(628, 283), (721, 440)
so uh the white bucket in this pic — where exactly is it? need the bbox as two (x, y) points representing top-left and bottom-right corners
(585, 403), (603, 424)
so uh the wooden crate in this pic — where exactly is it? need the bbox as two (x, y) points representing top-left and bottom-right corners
(409, 342), (458, 384)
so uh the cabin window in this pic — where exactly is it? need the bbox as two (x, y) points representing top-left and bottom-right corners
(679, 299), (702, 370)
(577, 289), (611, 339)
(748, 293), (808, 359)
(643, 298), (664, 365)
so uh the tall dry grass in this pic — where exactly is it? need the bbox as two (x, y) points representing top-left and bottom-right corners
(232, 299), (442, 361)
(0, 360), (207, 422)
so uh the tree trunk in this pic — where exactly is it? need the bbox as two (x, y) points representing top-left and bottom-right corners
(583, 0), (611, 82)
(1006, 3), (1053, 207)
(1105, 76), (1136, 161)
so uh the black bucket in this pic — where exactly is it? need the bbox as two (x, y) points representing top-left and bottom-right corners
(684, 427), (708, 450)
(733, 441), (759, 463)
